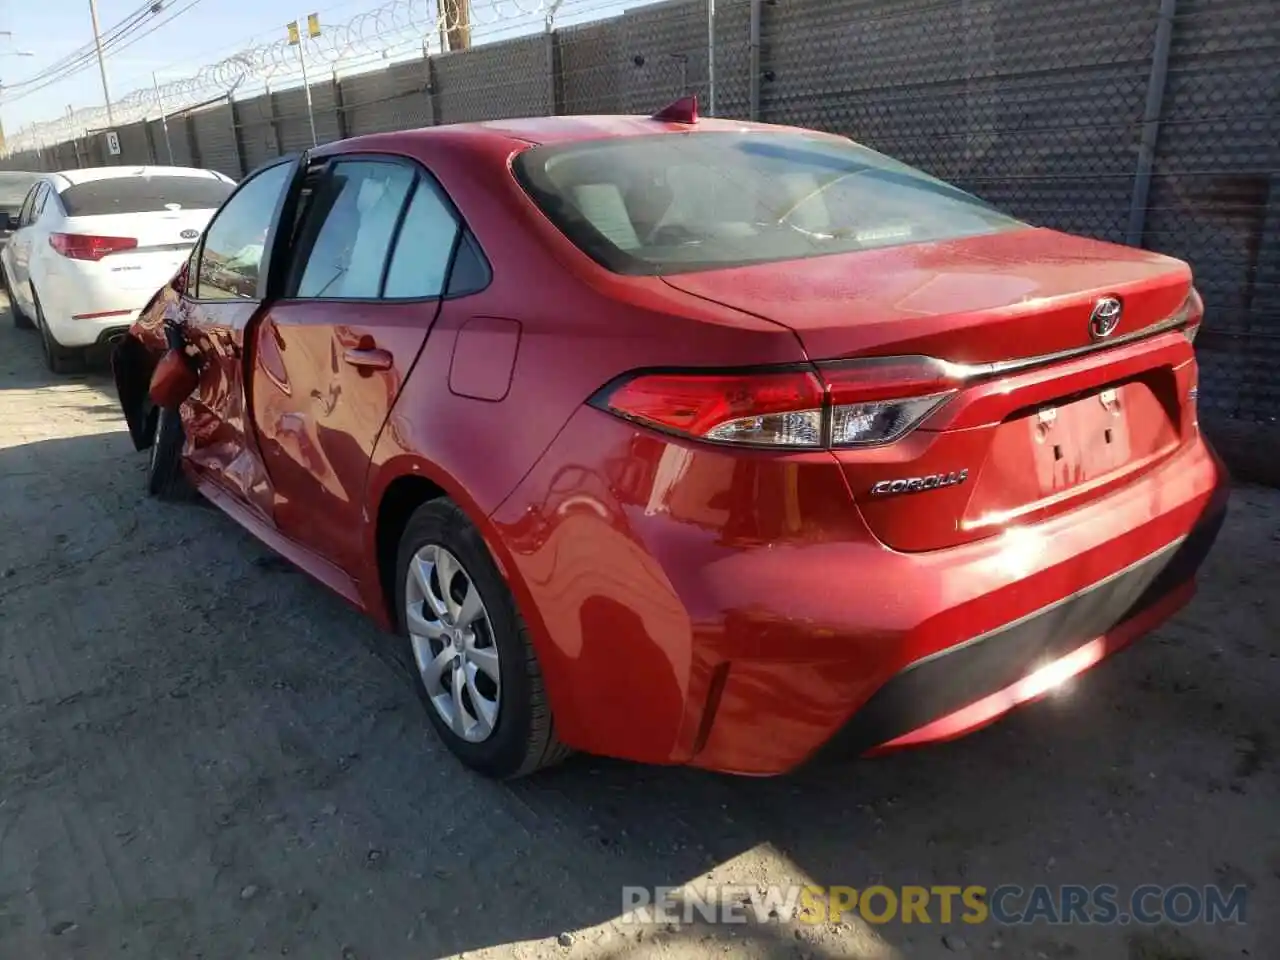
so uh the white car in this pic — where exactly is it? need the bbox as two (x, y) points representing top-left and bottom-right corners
(1, 165), (235, 372)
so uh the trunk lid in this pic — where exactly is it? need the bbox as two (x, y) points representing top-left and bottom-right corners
(664, 227), (1200, 552)
(61, 210), (214, 291)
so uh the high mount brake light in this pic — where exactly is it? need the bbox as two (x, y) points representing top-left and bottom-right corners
(49, 232), (138, 261)
(594, 358), (957, 449)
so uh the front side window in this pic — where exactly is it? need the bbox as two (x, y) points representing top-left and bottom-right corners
(514, 132), (1023, 275)
(196, 162), (292, 301)
(292, 160), (415, 299)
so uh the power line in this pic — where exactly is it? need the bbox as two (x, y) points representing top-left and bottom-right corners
(1, 0), (179, 100)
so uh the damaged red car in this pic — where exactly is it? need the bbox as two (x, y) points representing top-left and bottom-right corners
(113, 102), (1228, 779)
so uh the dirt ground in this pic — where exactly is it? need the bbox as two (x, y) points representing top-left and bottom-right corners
(0, 299), (1276, 960)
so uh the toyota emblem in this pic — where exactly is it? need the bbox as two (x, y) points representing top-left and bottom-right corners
(1089, 297), (1123, 340)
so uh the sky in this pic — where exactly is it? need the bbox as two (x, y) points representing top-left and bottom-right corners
(0, 0), (327, 131)
(0, 0), (629, 135)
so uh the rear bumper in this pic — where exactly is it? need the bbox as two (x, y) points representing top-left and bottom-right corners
(45, 306), (141, 348)
(820, 501), (1226, 760)
(684, 439), (1228, 774)
(493, 403), (1228, 775)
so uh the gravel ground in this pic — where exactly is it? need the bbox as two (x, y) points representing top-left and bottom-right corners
(0, 299), (1276, 960)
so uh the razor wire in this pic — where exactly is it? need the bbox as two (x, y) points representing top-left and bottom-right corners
(4, 0), (550, 153)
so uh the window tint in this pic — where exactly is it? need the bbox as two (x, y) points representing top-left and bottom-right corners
(446, 231), (489, 297)
(196, 163), (292, 301)
(31, 184), (52, 220)
(514, 132), (1023, 275)
(382, 179), (459, 298)
(294, 161), (414, 299)
(21, 184), (47, 225)
(17, 185), (38, 225)
(61, 176), (233, 217)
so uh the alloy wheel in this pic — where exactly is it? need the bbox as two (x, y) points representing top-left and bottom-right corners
(404, 543), (501, 743)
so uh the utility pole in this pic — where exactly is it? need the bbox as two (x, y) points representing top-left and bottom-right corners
(89, 0), (115, 125)
(153, 71), (174, 163)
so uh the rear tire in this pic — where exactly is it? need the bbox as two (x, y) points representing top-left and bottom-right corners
(146, 406), (189, 500)
(34, 292), (84, 374)
(395, 499), (569, 779)
(2, 265), (33, 331)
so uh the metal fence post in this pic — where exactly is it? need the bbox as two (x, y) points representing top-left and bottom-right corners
(546, 0), (564, 115)
(332, 72), (349, 141)
(706, 0), (716, 116)
(748, 0), (762, 121)
(422, 41), (439, 126)
(228, 94), (249, 178)
(1126, 0), (1178, 247)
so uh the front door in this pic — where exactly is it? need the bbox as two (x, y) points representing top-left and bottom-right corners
(7, 182), (47, 315)
(250, 156), (464, 573)
(182, 158), (298, 518)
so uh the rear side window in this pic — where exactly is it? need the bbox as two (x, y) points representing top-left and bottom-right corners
(60, 176), (233, 216)
(293, 161), (415, 299)
(514, 132), (1023, 275)
(382, 180), (460, 299)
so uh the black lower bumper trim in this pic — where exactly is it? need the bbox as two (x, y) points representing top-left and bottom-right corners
(821, 502), (1227, 759)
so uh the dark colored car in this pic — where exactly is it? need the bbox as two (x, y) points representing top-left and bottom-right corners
(113, 104), (1227, 779)
(0, 170), (41, 246)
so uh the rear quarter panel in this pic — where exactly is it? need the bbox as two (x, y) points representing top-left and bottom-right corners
(355, 133), (810, 730)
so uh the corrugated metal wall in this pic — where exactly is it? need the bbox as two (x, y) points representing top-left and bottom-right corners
(434, 35), (554, 123)
(1, 0), (1276, 440)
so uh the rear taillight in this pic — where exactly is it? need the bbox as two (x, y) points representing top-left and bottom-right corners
(1176, 288), (1204, 344)
(820, 357), (962, 446)
(49, 232), (138, 261)
(594, 358), (956, 449)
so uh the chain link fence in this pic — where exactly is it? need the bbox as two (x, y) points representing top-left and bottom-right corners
(2, 0), (1276, 473)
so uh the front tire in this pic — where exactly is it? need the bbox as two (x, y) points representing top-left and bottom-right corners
(395, 499), (568, 779)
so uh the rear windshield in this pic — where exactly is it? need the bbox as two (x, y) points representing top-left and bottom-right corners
(60, 175), (234, 216)
(513, 132), (1022, 275)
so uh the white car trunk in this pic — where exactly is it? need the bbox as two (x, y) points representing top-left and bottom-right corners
(60, 209), (215, 294)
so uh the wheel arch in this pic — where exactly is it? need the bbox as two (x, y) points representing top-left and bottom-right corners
(365, 455), (529, 634)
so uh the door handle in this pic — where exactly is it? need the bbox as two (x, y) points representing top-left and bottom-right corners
(343, 347), (393, 371)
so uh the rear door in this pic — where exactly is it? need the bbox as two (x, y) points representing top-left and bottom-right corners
(181, 159), (299, 518)
(249, 155), (468, 573)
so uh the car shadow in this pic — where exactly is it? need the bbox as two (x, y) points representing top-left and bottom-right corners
(1, 319), (1273, 960)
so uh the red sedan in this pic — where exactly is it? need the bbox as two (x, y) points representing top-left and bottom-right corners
(113, 101), (1228, 778)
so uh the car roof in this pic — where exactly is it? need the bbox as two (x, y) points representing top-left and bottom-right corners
(53, 165), (230, 185)
(316, 114), (828, 158)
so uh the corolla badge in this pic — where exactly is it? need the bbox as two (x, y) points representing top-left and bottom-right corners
(1089, 296), (1123, 340)
(180, 228), (200, 240)
(871, 469), (969, 497)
